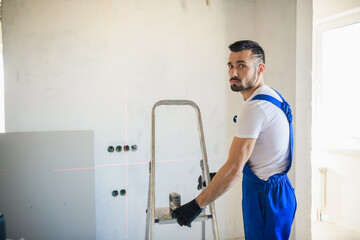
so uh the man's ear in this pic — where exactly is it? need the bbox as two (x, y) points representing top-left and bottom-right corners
(258, 63), (265, 76)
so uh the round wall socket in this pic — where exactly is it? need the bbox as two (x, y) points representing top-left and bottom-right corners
(112, 190), (119, 197)
(131, 145), (138, 151)
(108, 146), (115, 153)
(120, 189), (126, 196)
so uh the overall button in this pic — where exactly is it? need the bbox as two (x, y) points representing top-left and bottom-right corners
(259, 192), (264, 197)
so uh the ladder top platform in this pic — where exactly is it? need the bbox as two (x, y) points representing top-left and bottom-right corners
(154, 207), (212, 225)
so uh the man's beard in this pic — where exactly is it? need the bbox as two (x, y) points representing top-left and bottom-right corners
(230, 72), (257, 92)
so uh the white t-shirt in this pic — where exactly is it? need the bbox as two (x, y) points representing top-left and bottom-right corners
(235, 85), (290, 181)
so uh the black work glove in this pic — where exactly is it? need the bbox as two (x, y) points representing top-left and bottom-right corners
(171, 199), (203, 227)
(197, 172), (217, 190)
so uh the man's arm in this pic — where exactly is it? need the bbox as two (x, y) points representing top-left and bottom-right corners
(171, 136), (256, 227)
(195, 137), (256, 207)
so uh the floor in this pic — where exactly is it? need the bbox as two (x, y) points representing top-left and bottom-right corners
(227, 221), (360, 240)
(312, 221), (360, 240)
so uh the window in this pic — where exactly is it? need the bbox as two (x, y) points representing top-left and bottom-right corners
(313, 10), (360, 151)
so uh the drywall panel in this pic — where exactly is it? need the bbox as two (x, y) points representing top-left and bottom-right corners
(0, 131), (95, 240)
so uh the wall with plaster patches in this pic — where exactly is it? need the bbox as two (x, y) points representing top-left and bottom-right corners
(2, 0), (302, 239)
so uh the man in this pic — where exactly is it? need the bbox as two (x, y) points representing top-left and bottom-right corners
(172, 40), (297, 240)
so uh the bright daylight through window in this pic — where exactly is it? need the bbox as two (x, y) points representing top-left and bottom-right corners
(314, 22), (360, 150)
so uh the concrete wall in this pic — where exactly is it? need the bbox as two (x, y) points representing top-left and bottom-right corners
(2, 0), (307, 239)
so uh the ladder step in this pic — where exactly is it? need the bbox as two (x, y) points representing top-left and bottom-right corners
(154, 207), (212, 225)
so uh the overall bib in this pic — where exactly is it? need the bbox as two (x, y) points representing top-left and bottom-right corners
(235, 89), (297, 240)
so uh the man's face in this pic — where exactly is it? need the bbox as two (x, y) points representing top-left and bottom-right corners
(227, 50), (258, 92)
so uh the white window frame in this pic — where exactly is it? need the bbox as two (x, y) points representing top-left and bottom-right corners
(312, 7), (360, 153)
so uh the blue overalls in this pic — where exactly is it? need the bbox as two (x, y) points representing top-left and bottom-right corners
(234, 89), (297, 240)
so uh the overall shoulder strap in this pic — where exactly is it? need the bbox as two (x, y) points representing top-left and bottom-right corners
(250, 94), (282, 109)
(249, 89), (294, 173)
(250, 91), (293, 123)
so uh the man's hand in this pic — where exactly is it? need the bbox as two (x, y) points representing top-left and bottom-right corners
(197, 172), (217, 190)
(171, 199), (203, 227)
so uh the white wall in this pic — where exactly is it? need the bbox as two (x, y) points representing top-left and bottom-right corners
(295, 0), (313, 239)
(0, 22), (4, 132)
(2, 0), (308, 239)
(312, 150), (360, 232)
(313, 0), (360, 20)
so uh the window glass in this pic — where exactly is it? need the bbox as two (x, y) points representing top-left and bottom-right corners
(315, 22), (360, 149)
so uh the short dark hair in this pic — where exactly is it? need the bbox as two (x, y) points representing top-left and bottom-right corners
(228, 40), (265, 64)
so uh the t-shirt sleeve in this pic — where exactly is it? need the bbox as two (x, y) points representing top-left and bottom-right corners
(235, 102), (267, 139)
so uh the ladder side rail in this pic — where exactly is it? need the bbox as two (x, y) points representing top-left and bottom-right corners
(150, 104), (157, 240)
(145, 162), (152, 240)
(202, 221), (205, 240)
(192, 104), (211, 188)
(200, 160), (206, 240)
(193, 104), (220, 240)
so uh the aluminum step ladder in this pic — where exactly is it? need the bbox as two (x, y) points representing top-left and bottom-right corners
(145, 100), (220, 240)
